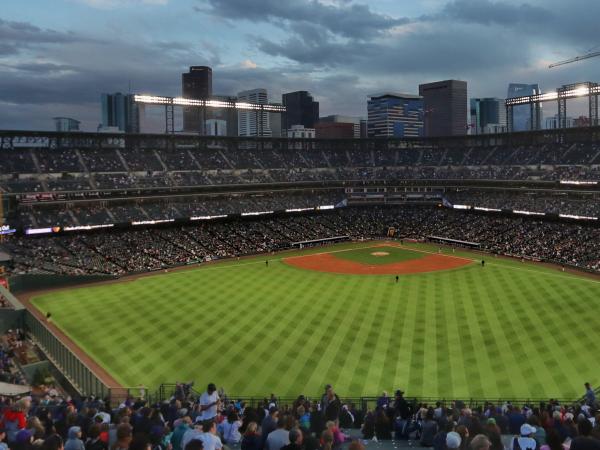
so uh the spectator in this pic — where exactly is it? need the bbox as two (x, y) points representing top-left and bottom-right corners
(446, 432), (462, 450)
(470, 435), (492, 450)
(511, 424), (538, 450)
(280, 429), (303, 450)
(218, 411), (241, 445)
(421, 409), (439, 447)
(265, 416), (289, 450)
(199, 421), (222, 450)
(571, 419), (600, 450)
(111, 424), (132, 450)
(585, 384), (596, 406)
(65, 427), (85, 450)
(171, 418), (192, 450)
(241, 422), (261, 450)
(199, 385), (220, 422)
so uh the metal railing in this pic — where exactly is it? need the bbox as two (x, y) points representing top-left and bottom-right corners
(151, 384), (580, 410)
(24, 310), (111, 398)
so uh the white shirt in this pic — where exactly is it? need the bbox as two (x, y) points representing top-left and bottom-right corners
(512, 437), (537, 450)
(218, 421), (241, 444)
(199, 433), (223, 450)
(181, 429), (203, 450)
(199, 391), (219, 420)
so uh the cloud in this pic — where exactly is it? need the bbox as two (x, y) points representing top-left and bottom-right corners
(240, 59), (258, 69)
(72, 0), (169, 9)
(441, 0), (553, 25)
(198, 0), (409, 39)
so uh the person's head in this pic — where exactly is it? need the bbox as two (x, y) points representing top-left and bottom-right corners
(520, 424), (536, 437)
(184, 440), (203, 450)
(269, 406), (279, 419)
(321, 430), (333, 450)
(245, 422), (258, 435)
(470, 434), (491, 450)
(68, 427), (82, 440)
(289, 428), (303, 446)
(446, 432), (462, 450)
(207, 384), (216, 394)
(203, 420), (216, 434)
(297, 406), (305, 417)
(585, 383), (591, 389)
(116, 424), (133, 444)
(227, 411), (238, 424)
(42, 435), (63, 450)
(578, 418), (593, 436)
(426, 408), (435, 421)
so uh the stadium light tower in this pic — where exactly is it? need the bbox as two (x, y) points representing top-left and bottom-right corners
(133, 94), (286, 134)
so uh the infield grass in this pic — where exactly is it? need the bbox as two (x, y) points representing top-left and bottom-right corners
(333, 245), (425, 265)
(30, 241), (600, 399)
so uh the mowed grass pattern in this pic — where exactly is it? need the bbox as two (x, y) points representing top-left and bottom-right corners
(30, 243), (600, 398)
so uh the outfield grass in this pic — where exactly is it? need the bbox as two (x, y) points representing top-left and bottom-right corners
(30, 241), (600, 399)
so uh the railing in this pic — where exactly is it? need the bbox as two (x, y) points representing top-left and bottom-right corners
(152, 384), (580, 410)
(24, 310), (111, 398)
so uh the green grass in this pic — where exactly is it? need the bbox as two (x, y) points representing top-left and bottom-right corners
(333, 245), (425, 265)
(30, 241), (600, 399)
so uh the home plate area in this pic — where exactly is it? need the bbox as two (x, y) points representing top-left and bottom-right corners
(283, 244), (473, 275)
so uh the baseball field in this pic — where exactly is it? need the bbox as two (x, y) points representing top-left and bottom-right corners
(29, 241), (600, 399)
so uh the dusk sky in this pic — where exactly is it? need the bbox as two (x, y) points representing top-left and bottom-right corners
(1, 0), (598, 131)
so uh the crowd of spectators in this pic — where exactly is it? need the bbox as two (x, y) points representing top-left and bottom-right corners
(0, 380), (598, 450)
(15, 192), (344, 228)
(3, 206), (599, 276)
(2, 142), (600, 194)
(445, 192), (600, 217)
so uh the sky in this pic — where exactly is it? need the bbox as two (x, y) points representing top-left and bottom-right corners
(1, 0), (599, 132)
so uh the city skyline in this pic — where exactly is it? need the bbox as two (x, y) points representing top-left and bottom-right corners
(0, 0), (598, 131)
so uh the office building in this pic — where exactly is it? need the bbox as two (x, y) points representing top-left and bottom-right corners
(53, 117), (80, 132)
(286, 125), (315, 139)
(182, 66), (212, 132)
(101, 93), (140, 133)
(367, 93), (424, 138)
(237, 89), (271, 137)
(282, 91), (319, 130)
(419, 80), (468, 137)
(469, 98), (506, 134)
(507, 83), (542, 131)
(315, 122), (355, 139)
(319, 115), (361, 138)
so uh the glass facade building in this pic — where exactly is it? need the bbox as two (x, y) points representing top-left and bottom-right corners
(367, 93), (424, 138)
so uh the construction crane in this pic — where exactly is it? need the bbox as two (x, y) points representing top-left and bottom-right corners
(549, 50), (600, 68)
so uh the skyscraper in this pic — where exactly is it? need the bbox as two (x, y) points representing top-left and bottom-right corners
(367, 93), (424, 138)
(469, 98), (506, 134)
(101, 93), (140, 133)
(419, 80), (467, 137)
(237, 89), (271, 137)
(507, 83), (542, 131)
(282, 91), (319, 130)
(182, 66), (212, 132)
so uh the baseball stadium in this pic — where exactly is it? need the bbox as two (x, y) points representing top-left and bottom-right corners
(4, 1), (600, 449)
(0, 124), (599, 413)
